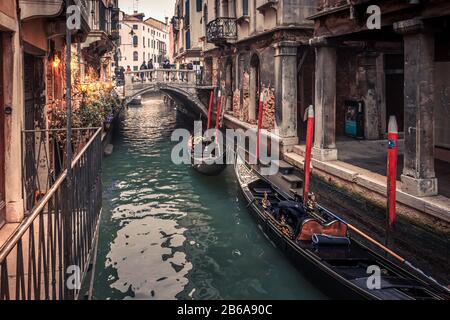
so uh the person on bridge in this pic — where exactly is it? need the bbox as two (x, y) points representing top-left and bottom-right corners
(163, 59), (170, 81)
(147, 59), (154, 81)
(140, 61), (148, 83)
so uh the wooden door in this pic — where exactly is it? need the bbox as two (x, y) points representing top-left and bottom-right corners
(0, 39), (5, 226)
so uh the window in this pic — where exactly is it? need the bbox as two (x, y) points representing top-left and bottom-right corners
(185, 0), (190, 26)
(133, 24), (138, 29)
(133, 35), (138, 47)
(133, 66), (138, 71)
(143, 37), (145, 47)
(242, 0), (248, 16)
(143, 52), (145, 61)
(148, 39), (150, 47)
(196, 0), (202, 12)
(118, 23), (121, 29)
(133, 51), (138, 61)
(186, 30), (191, 49)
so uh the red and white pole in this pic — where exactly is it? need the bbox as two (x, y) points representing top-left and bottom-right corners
(215, 90), (222, 138)
(207, 90), (214, 129)
(256, 91), (265, 162)
(386, 116), (398, 238)
(303, 105), (314, 206)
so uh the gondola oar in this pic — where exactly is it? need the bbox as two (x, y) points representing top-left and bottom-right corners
(317, 205), (450, 294)
(207, 90), (214, 129)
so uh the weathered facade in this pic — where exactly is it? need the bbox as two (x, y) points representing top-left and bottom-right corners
(171, 0), (204, 67)
(202, 0), (316, 152)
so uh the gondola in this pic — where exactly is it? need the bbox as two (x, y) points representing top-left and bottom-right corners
(234, 152), (449, 300)
(128, 95), (142, 106)
(188, 134), (226, 176)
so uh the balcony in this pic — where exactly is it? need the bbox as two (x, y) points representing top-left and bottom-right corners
(171, 16), (180, 32)
(257, 0), (278, 14)
(206, 18), (237, 44)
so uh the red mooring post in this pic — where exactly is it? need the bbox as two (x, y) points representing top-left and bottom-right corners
(215, 90), (222, 137)
(386, 116), (398, 243)
(256, 91), (265, 162)
(303, 105), (314, 206)
(207, 90), (214, 129)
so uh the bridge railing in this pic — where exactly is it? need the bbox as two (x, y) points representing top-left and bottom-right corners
(124, 69), (198, 94)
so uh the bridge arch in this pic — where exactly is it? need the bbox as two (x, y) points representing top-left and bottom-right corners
(125, 83), (208, 116)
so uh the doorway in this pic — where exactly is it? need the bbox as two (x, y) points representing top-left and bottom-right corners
(249, 54), (260, 121)
(23, 53), (45, 212)
(384, 54), (404, 132)
(225, 58), (233, 111)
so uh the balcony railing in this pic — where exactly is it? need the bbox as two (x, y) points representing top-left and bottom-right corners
(206, 18), (237, 44)
(0, 128), (103, 300)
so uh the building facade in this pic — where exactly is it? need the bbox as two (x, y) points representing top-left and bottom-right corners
(171, 0), (204, 67)
(201, 0), (316, 146)
(117, 11), (169, 71)
(0, 0), (118, 231)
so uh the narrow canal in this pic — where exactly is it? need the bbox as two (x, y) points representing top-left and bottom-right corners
(92, 96), (327, 300)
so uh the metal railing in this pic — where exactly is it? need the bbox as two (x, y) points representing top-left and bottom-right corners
(0, 127), (103, 300)
(206, 18), (237, 44)
(22, 128), (98, 214)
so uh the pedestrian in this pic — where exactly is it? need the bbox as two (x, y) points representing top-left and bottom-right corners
(126, 65), (131, 72)
(179, 62), (186, 82)
(147, 59), (154, 81)
(163, 59), (170, 80)
(139, 61), (147, 83)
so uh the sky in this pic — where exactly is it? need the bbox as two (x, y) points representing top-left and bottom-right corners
(119, 0), (176, 22)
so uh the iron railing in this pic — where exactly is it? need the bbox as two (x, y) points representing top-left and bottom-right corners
(0, 127), (102, 300)
(22, 128), (98, 214)
(206, 18), (237, 44)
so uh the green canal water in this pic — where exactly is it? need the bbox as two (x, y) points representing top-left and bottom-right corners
(92, 97), (327, 300)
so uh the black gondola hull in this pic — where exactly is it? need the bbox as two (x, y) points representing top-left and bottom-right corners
(242, 188), (367, 300)
(234, 155), (449, 300)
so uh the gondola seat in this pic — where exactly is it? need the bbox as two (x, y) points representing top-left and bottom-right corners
(297, 219), (348, 241)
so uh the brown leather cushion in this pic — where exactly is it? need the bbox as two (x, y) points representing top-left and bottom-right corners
(297, 219), (348, 241)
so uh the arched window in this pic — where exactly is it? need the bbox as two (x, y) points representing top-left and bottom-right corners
(133, 51), (138, 61)
(133, 36), (138, 47)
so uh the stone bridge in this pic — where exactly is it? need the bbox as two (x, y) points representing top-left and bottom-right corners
(124, 69), (210, 115)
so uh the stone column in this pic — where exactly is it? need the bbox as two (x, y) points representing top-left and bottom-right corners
(358, 52), (381, 140)
(394, 18), (438, 197)
(3, 31), (24, 222)
(310, 37), (338, 161)
(274, 41), (299, 151)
